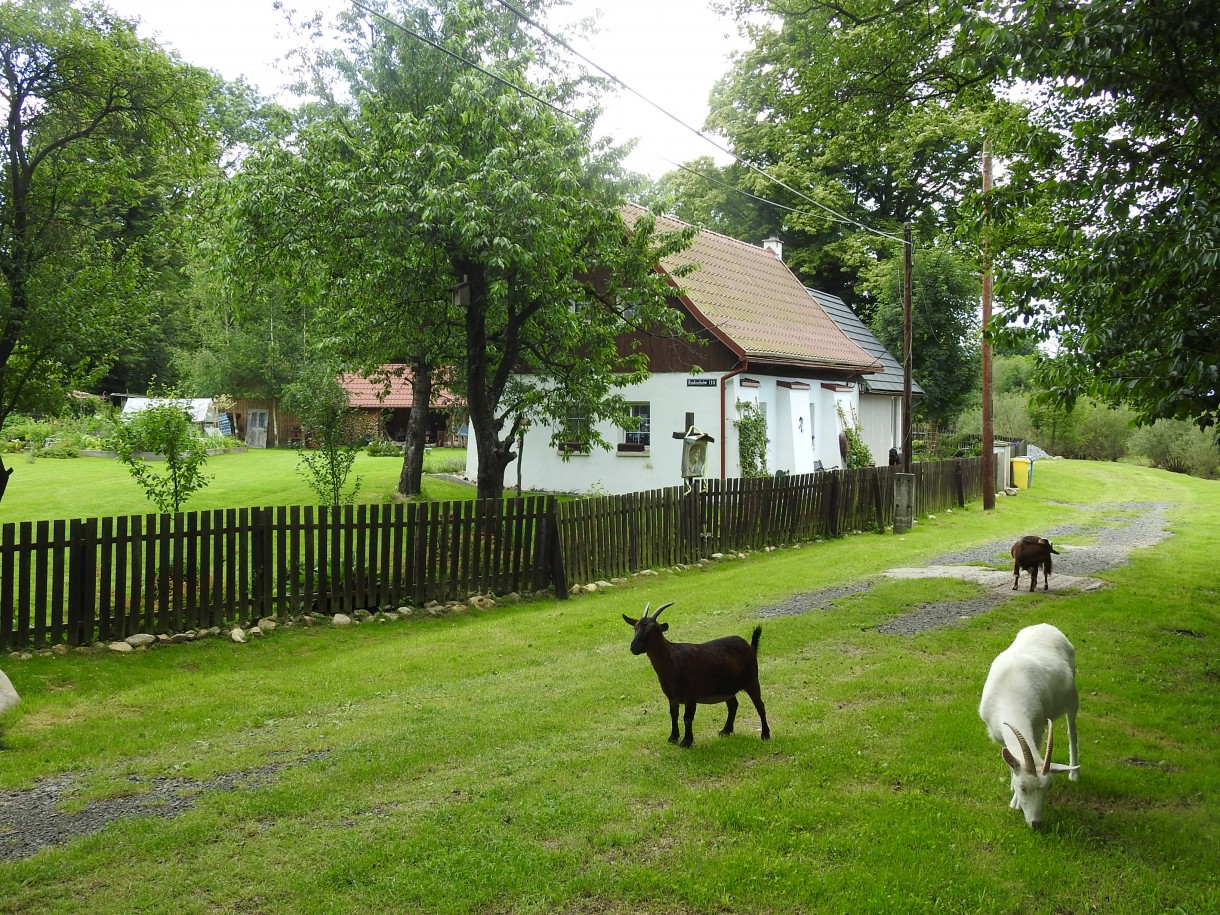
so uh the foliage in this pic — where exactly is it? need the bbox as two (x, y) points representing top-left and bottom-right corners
(669, 0), (1018, 308)
(864, 244), (981, 426)
(283, 367), (363, 505)
(975, 0), (1220, 436)
(733, 400), (769, 477)
(0, 0), (217, 501)
(215, 0), (697, 501)
(836, 403), (873, 469)
(107, 398), (212, 513)
(365, 439), (402, 458)
(1129, 420), (1220, 480)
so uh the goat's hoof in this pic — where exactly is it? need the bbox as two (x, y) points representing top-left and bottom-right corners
(667, 735), (679, 745)
(718, 728), (733, 737)
(679, 738), (694, 748)
(761, 731), (771, 740)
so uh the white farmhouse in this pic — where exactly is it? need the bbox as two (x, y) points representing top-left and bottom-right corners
(466, 208), (885, 496)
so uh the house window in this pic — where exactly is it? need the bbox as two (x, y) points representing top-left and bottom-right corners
(558, 412), (590, 454)
(619, 403), (651, 453)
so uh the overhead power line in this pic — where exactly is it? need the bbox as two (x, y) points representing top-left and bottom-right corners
(347, 0), (578, 123)
(490, 0), (904, 244)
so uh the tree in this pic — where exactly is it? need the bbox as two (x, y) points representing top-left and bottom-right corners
(0, 0), (215, 504)
(974, 0), (1220, 438)
(864, 244), (981, 426)
(283, 366), (363, 506)
(109, 397), (211, 513)
(214, 0), (695, 501)
(671, 0), (1018, 309)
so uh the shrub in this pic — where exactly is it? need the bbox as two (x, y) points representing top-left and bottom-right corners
(836, 403), (874, 468)
(366, 439), (401, 457)
(108, 398), (212, 512)
(1129, 420), (1220, 479)
(734, 401), (769, 477)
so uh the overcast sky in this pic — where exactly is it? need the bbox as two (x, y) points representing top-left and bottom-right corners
(104, 0), (751, 177)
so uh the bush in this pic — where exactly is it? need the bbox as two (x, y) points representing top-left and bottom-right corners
(837, 403), (874, 468)
(1129, 420), (1220, 479)
(366, 439), (402, 457)
(108, 398), (212, 511)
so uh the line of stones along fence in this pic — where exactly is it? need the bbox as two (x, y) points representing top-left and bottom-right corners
(1, 458), (981, 650)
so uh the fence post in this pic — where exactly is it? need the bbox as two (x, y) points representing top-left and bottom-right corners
(545, 496), (568, 599)
(67, 517), (98, 646)
(893, 473), (915, 534)
(828, 472), (842, 538)
(250, 507), (275, 623)
(955, 459), (966, 508)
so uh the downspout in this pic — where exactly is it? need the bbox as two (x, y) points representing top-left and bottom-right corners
(719, 361), (749, 480)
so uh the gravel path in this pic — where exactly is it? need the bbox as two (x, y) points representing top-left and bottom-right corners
(0, 753), (326, 861)
(757, 500), (1173, 635)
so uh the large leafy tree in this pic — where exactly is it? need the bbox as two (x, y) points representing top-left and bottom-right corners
(0, 0), (215, 503)
(213, 0), (695, 500)
(863, 242), (981, 426)
(975, 0), (1220, 436)
(678, 0), (1014, 308)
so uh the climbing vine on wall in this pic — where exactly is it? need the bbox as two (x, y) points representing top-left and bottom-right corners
(734, 401), (770, 477)
(837, 402), (874, 469)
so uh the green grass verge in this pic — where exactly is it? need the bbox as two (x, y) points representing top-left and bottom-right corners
(0, 448), (475, 523)
(1, 459), (1217, 913)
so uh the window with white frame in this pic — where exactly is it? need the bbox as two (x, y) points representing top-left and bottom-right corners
(558, 411), (591, 454)
(619, 402), (651, 452)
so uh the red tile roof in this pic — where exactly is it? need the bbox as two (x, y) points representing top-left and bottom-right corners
(337, 366), (459, 409)
(623, 205), (882, 373)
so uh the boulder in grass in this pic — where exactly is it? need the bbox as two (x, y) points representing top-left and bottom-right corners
(0, 668), (19, 714)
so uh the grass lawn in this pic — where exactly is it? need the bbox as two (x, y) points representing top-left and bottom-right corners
(0, 447), (475, 523)
(1, 459), (1217, 913)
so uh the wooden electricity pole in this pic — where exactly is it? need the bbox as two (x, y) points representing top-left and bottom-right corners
(981, 140), (996, 511)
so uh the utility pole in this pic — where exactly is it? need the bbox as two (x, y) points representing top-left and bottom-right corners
(901, 222), (913, 474)
(981, 140), (996, 511)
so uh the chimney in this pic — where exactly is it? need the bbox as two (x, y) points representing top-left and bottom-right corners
(762, 236), (783, 261)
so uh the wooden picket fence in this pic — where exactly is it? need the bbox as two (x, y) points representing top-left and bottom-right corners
(1, 458), (981, 650)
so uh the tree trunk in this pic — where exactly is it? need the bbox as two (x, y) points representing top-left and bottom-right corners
(458, 262), (517, 500)
(398, 360), (433, 497)
(0, 454), (12, 507)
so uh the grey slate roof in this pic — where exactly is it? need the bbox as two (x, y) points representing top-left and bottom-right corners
(807, 288), (924, 396)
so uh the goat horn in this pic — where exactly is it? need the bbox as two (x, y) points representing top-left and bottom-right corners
(641, 602), (652, 619)
(1042, 719), (1055, 776)
(1005, 722), (1037, 773)
(652, 602), (674, 620)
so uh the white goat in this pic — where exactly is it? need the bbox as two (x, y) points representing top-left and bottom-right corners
(978, 623), (1080, 828)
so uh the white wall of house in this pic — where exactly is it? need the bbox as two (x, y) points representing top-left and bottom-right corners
(858, 394), (901, 465)
(466, 371), (863, 495)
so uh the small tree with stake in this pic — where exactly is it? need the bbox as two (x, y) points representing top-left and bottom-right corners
(109, 398), (211, 513)
(284, 367), (363, 506)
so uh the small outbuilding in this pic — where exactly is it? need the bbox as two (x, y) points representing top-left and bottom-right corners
(120, 397), (222, 436)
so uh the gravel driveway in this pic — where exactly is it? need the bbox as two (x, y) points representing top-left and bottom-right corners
(756, 500), (1172, 635)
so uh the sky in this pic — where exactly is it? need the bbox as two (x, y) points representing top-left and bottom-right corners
(104, 0), (752, 178)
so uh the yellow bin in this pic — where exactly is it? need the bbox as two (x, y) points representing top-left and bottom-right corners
(1011, 456), (1032, 489)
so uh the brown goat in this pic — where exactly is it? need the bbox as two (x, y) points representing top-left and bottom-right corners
(1011, 536), (1060, 591)
(622, 602), (770, 747)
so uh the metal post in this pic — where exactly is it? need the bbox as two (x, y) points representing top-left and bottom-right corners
(902, 223), (913, 475)
(982, 141), (996, 510)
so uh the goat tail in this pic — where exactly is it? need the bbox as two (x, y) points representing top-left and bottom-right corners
(751, 625), (763, 656)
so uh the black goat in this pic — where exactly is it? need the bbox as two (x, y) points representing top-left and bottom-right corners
(622, 602), (770, 747)
(1011, 536), (1060, 591)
